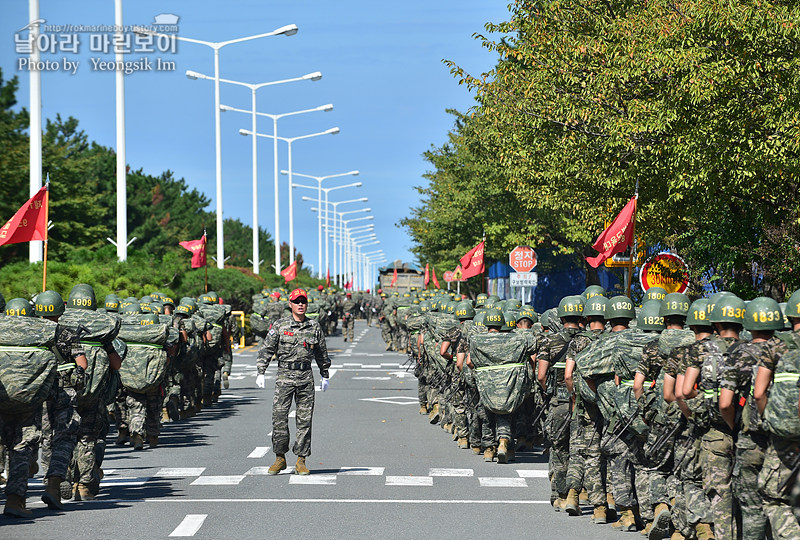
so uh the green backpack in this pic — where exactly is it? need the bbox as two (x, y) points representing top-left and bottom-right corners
(0, 317), (59, 415)
(469, 332), (534, 415)
(117, 318), (169, 393)
(764, 332), (800, 441)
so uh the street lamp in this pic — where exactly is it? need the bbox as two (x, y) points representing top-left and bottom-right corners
(181, 71), (320, 274)
(291, 176), (361, 278)
(139, 22), (298, 268)
(303, 197), (368, 285)
(335, 212), (374, 286)
(350, 237), (380, 289)
(239, 115), (336, 272)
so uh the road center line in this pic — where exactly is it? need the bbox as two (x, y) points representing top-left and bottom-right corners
(144, 498), (550, 505)
(169, 514), (207, 537)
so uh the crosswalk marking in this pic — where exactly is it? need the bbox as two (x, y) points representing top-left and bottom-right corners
(386, 476), (434, 486)
(156, 468), (206, 477)
(338, 467), (385, 476)
(289, 474), (337, 485)
(478, 477), (528, 488)
(247, 447), (270, 458)
(244, 466), (296, 476)
(429, 468), (473, 477)
(100, 476), (151, 486)
(169, 514), (207, 537)
(190, 475), (245, 486)
(516, 470), (548, 478)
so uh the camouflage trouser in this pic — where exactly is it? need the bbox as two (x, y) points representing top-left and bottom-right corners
(546, 401), (571, 499)
(700, 427), (736, 540)
(272, 369), (315, 457)
(73, 401), (104, 484)
(566, 408), (605, 505)
(42, 385), (80, 479)
(180, 364), (198, 410)
(95, 399), (109, 469)
(343, 317), (354, 342)
(602, 429), (636, 508)
(201, 353), (222, 397)
(667, 474), (688, 533)
(451, 386), (468, 439)
(126, 390), (161, 438)
(513, 394), (535, 443)
(674, 428), (712, 534)
(222, 348), (233, 375)
(0, 409), (42, 497)
(486, 410), (512, 443)
(416, 361), (428, 409)
(632, 444), (653, 520)
(734, 431), (769, 540)
(759, 437), (800, 539)
(380, 321), (393, 349)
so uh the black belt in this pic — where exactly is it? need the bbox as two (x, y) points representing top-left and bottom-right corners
(278, 361), (311, 371)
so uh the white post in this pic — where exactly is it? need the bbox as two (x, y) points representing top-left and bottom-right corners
(287, 140), (295, 265)
(332, 209), (338, 285)
(317, 180), (322, 278)
(115, 0), (127, 262)
(213, 47), (224, 269)
(29, 0), (42, 263)
(273, 116), (280, 273)
(324, 190), (330, 280)
(251, 88), (259, 274)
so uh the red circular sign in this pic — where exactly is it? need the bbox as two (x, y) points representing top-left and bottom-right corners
(640, 253), (689, 293)
(443, 271), (455, 283)
(509, 246), (537, 272)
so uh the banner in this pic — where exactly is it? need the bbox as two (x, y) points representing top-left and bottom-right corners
(431, 266), (440, 289)
(390, 266), (398, 287)
(585, 197), (637, 268)
(344, 279), (353, 290)
(0, 186), (48, 246)
(326, 268), (331, 288)
(281, 261), (297, 283)
(459, 241), (485, 279)
(179, 235), (207, 268)
(424, 264), (430, 288)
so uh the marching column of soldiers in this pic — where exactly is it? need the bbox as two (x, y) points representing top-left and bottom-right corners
(0, 284), (237, 517)
(392, 285), (800, 540)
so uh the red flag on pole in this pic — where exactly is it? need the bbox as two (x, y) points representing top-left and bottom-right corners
(390, 266), (398, 287)
(179, 235), (207, 268)
(281, 261), (298, 283)
(0, 186), (48, 246)
(344, 279), (353, 290)
(326, 268), (331, 287)
(424, 264), (430, 288)
(459, 241), (485, 280)
(432, 266), (440, 289)
(585, 197), (637, 268)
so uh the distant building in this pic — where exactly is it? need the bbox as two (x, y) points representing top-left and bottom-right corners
(377, 261), (424, 293)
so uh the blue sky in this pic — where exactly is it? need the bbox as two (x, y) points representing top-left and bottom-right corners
(1, 1), (508, 275)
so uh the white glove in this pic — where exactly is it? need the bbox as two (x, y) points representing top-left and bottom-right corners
(321, 378), (329, 392)
(256, 374), (265, 389)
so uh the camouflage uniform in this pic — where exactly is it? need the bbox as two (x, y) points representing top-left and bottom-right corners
(125, 391), (161, 439)
(342, 297), (357, 342)
(0, 409), (41, 498)
(442, 325), (468, 441)
(380, 301), (395, 350)
(257, 316), (330, 457)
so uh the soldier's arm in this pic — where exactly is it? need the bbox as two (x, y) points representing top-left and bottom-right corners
(719, 388), (736, 430)
(753, 365), (773, 415)
(536, 340), (550, 391)
(633, 372), (646, 400)
(313, 324), (331, 378)
(682, 367), (700, 399)
(256, 324), (280, 374)
(440, 340), (453, 361)
(663, 374), (677, 403)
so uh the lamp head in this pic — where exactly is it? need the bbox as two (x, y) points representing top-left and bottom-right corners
(275, 24), (299, 36)
(304, 72), (323, 81)
(185, 70), (203, 80)
(326, 127), (340, 135)
(220, 104), (233, 112)
(239, 128), (251, 136)
(319, 104), (334, 112)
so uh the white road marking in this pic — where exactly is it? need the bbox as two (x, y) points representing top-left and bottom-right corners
(145, 498), (553, 505)
(288, 410), (296, 418)
(244, 466), (296, 475)
(190, 475), (245, 486)
(156, 468), (206, 477)
(337, 467), (385, 476)
(289, 474), (337, 485)
(516, 470), (549, 478)
(360, 396), (419, 405)
(386, 476), (434, 486)
(99, 476), (151, 486)
(352, 376), (391, 381)
(169, 514), (207, 537)
(228, 375), (246, 380)
(478, 477), (528, 488)
(343, 363), (360, 367)
(429, 468), (473, 477)
(389, 371), (415, 378)
(247, 447), (270, 458)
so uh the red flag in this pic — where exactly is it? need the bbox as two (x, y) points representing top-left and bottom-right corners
(585, 197), (637, 268)
(432, 266), (440, 289)
(179, 235), (207, 268)
(459, 241), (485, 279)
(344, 279), (353, 290)
(326, 268), (331, 287)
(424, 264), (430, 288)
(281, 261), (298, 283)
(0, 186), (48, 246)
(390, 267), (398, 287)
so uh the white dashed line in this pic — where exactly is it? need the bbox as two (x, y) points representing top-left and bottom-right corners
(337, 467), (385, 476)
(156, 468), (206, 477)
(244, 467), (296, 476)
(190, 475), (245, 486)
(516, 470), (549, 478)
(429, 468), (473, 477)
(247, 447), (270, 458)
(169, 514), (207, 537)
(385, 476), (434, 486)
(478, 477), (528, 488)
(289, 474), (337, 485)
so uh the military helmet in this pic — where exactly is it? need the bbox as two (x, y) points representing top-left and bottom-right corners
(785, 289), (800, 319)
(68, 284), (97, 311)
(200, 291), (219, 305)
(708, 294), (745, 324)
(5, 297), (33, 317)
(606, 295), (635, 320)
(475, 293), (488, 307)
(584, 295), (608, 318)
(0, 292), (5, 312)
(429, 297), (440, 312)
(104, 294), (120, 313)
(473, 311), (486, 327)
(484, 309), (505, 329)
(504, 298), (522, 310)
(516, 307), (538, 324)
(140, 313), (160, 324)
(744, 297), (784, 332)
(419, 300), (432, 313)
(557, 295), (585, 318)
(637, 300), (664, 331)
(139, 295), (154, 306)
(706, 291), (735, 317)
(175, 304), (192, 317)
(180, 297), (198, 308)
(162, 297), (175, 308)
(644, 286), (668, 303)
(121, 301), (142, 315)
(149, 301), (164, 314)
(583, 285), (606, 299)
(150, 291), (164, 302)
(35, 290), (65, 317)
(540, 309), (552, 328)
(687, 299), (712, 328)
(501, 312), (517, 331)
(455, 301), (475, 320)
(660, 292), (690, 318)
(444, 300), (456, 314)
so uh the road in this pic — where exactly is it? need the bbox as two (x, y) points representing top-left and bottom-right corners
(3, 320), (628, 539)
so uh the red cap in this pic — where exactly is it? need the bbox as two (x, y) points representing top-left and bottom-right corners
(366, 289), (370, 293)
(377, 289), (382, 293)
(317, 285), (324, 291)
(271, 291), (281, 299)
(289, 288), (308, 302)
(346, 292), (352, 297)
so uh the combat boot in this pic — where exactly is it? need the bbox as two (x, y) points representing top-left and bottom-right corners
(552, 498), (565, 512)
(650, 503), (671, 540)
(483, 447), (496, 462)
(74, 483), (95, 501)
(222, 371), (230, 389)
(579, 488), (589, 505)
(161, 407), (170, 423)
(428, 404), (440, 424)
(471, 446), (482, 455)
(606, 492), (618, 521)
(592, 505), (607, 524)
(295, 457), (310, 475)
(42, 476), (65, 510)
(29, 460), (39, 478)
(202, 394), (213, 407)
(669, 532), (685, 540)
(640, 522), (652, 536)
(695, 523), (715, 540)
(149, 436), (159, 448)
(507, 445), (516, 462)
(268, 454), (287, 475)
(0, 473), (6, 486)
(497, 438), (509, 463)
(60, 480), (73, 500)
(612, 507), (637, 532)
(419, 405), (428, 415)
(131, 433), (144, 451)
(564, 488), (581, 516)
(3, 493), (32, 517)
(116, 427), (130, 445)
(515, 437), (529, 452)
(457, 437), (469, 449)
(443, 422), (452, 433)
(166, 398), (180, 422)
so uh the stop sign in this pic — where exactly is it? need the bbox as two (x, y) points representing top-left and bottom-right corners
(509, 246), (537, 272)
(443, 271), (455, 282)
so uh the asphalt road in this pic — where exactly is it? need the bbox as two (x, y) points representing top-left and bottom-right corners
(3, 320), (630, 539)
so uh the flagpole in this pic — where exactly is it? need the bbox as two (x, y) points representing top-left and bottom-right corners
(41, 181), (50, 292)
(203, 227), (208, 293)
(481, 231), (487, 295)
(626, 182), (639, 298)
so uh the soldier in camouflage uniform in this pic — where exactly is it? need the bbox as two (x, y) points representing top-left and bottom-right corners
(440, 301), (474, 450)
(256, 288), (331, 476)
(380, 294), (395, 351)
(342, 292), (357, 342)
